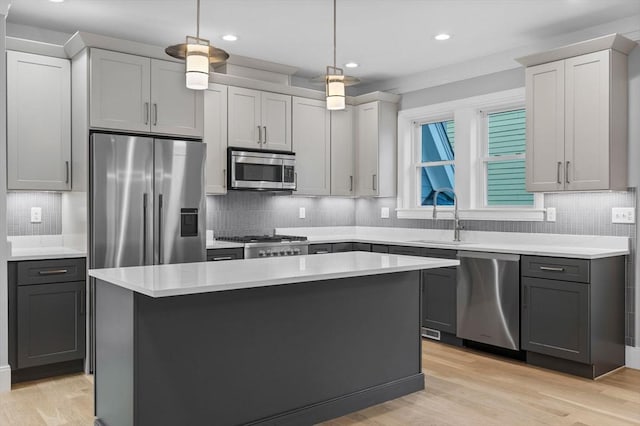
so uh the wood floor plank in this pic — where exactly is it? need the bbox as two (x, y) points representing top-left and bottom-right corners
(0, 340), (638, 425)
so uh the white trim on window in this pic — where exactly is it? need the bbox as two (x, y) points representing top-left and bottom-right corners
(397, 88), (545, 222)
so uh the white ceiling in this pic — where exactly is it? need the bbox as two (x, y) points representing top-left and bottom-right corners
(6, 0), (640, 89)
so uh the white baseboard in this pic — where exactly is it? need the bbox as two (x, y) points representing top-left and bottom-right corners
(0, 365), (11, 393)
(626, 345), (640, 369)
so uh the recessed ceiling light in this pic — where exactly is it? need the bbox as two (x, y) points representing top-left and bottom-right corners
(345, 62), (359, 68)
(49, 0), (65, 3)
(222, 34), (238, 41)
(434, 33), (451, 41)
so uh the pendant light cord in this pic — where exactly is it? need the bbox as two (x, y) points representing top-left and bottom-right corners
(333, 0), (337, 68)
(196, 0), (201, 38)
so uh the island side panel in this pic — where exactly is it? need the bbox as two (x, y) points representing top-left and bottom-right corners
(133, 271), (423, 426)
(95, 280), (135, 426)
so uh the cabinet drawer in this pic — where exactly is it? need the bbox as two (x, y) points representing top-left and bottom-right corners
(309, 244), (332, 254)
(521, 256), (589, 283)
(371, 244), (389, 253)
(331, 243), (353, 253)
(424, 248), (457, 260)
(389, 246), (424, 257)
(207, 248), (244, 261)
(352, 243), (371, 252)
(17, 258), (86, 286)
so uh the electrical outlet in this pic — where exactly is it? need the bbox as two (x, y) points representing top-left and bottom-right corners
(381, 207), (390, 219)
(299, 207), (306, 219)
(612, 207), (635, 224)
(30, 207), (42, 223)
(546, 207), (556, 222)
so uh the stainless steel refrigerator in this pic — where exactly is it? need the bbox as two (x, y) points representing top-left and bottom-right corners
(89, 132), (206, 369)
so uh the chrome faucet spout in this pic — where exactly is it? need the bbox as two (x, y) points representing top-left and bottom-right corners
(432, 187), (462, 242)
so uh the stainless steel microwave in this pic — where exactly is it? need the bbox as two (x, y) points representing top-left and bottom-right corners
(228, 148), (296, 191)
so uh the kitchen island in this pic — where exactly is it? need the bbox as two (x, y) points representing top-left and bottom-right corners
(89, 252), (458, 426)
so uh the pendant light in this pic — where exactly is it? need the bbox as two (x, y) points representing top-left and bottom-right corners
(165, 0), (230, 90)
(326, 0), (345, 110)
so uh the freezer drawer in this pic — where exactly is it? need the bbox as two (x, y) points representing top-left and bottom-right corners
(457, 251), (521, 350)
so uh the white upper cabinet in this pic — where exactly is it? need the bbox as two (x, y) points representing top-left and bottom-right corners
(90, 49), (151, 133)
(204, 84), (229, 195)
(523, 38), (632, 192)
(292, 97), (330, 196)
(7, 51), (71, 190)
(90, 49), (203, 137)
(330, 106), (355, 196)
(228, 86), (291, 151)
(150, 59), (203, 137)
(356, 101), (397, 197)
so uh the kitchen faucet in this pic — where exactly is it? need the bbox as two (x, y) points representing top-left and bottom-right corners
(432, 187), (463, 242)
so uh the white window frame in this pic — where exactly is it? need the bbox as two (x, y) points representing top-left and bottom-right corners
(397, 88), (544, 221)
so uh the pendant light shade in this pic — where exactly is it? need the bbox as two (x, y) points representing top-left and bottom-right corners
(165, 0), (229, 90)
(326, 0), (345, 110)
(185, 36), (210, 90)
(326, 66), (345, 110)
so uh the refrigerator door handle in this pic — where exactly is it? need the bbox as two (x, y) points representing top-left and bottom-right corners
(158, 194), (163, 264)
(143, 193), (148, 265)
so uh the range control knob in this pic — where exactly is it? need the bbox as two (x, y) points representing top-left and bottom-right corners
(258, 250), (266, 257)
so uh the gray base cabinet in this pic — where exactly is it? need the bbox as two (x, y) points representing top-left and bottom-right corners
(8, 258), (87, 381)
(17, 281), (86, 368)
(521, 255), (625, 378)
(422, 268), (457, 335)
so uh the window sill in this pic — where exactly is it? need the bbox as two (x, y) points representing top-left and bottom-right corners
(396, 208), (545, 222)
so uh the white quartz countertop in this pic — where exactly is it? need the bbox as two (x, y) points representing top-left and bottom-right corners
(7, 235), (87, 261)
(89, 251), (459, 298)
(276, 227), (629, 260)
(206, 240), (245, 250)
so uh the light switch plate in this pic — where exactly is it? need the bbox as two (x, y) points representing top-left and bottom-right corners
(546, 207), (556, 222)
(299, 207), (306, 219)
(381, 207), (390, 219)
(612, 207), (635, 224)
(31, 207), (42, 223)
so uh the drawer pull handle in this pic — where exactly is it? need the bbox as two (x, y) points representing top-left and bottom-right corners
(315, 251), (330, 254)
(212, 256), (233, 261)
(38, 269), (69, 275)
(539, 266), (564, 272)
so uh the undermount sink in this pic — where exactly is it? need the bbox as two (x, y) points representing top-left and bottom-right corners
(409, 240), (469, 247)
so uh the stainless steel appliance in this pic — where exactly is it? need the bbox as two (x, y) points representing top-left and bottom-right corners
(228, 147), (296, 191)
(457, 251), (521, 350)
(89, 132), (206, 369)
(216, 235), (309, 258)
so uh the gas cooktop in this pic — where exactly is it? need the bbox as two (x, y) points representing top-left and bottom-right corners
(216, 234), (309, 258)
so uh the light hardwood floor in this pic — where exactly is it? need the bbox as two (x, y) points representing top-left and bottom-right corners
(1, 340), (638, 425)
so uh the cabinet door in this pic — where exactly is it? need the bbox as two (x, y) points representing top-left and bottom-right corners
(228, 86), (262, 149)
(262, 92), (292, 151)
(7, 51), (71, 190)
(422, 268), (457, 334)
(521, 277), (590, 363)
(204, 84), (228, 194)
(309, 244), (332, 254)
(331, 106), (355, 196)
(331, 243), (353, 253)
(292, 97), (330, 195)
(150, 59), (203, 137)
(17, 281), (86, 368)
(525, 60), (565, 192)
(207, 248), (243, 261)
(564, 50), (610, 191)
(90, 49), (151, 132)
(356, 102), (379, 196)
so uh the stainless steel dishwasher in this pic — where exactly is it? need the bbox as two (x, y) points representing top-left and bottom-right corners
(457, 251), (521, 350)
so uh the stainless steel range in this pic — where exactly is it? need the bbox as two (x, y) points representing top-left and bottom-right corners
(217, 235), (309, 258)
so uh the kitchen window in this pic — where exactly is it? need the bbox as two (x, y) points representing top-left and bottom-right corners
(419, 119), (455, 206)
(480, 108), (534, 207)
(397, 88), (544, 221)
